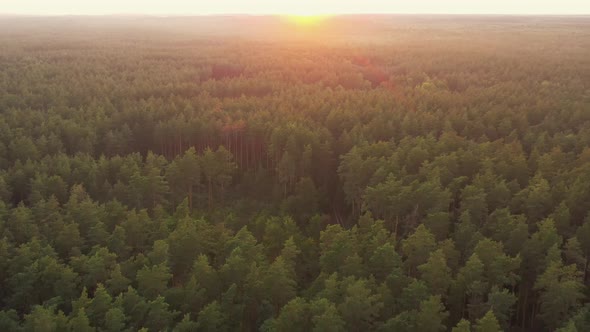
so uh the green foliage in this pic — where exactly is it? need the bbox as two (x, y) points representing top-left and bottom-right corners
(534, 261), (585, 330)
(0, 16), (587, 332)
(402, 225), (437, 275)
(338, 278), (383, 331)
(485, 287), (517, 330)
(136, 264), (172, 300)
(23, 306), (68, 332)
(196, 301), (228, 332)
(418, 249), (452, 296)
(103, 307), (127, 332)
(68, 308), (95, 332)
(415, 295), (449, 332)
(310, 298), (346, 332)
(452, 319), (471, 332)
(269, 297), (309, 332)
(474, 310), (502, 332)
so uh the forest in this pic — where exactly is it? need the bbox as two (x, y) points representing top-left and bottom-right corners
(0, 15), (589, 331)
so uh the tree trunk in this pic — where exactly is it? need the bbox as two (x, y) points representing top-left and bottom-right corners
(531, 297), (539, 331)
(521, 287), (528, 331)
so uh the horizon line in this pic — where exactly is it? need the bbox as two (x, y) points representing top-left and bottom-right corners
(2, 12), (590, 17)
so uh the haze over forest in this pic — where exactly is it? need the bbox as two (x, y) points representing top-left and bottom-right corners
(0, 12), (589, 332)
(3, 0), (590, 15)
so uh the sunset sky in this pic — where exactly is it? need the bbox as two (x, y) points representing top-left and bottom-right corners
(2, 0), (589, 15)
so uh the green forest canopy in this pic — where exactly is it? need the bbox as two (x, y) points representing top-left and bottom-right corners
(0, 15), (589, 331)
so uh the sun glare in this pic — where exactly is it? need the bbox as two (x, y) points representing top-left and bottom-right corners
(284, 14), (329, 27)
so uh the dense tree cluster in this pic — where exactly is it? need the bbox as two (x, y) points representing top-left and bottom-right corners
(0, 15), (589, 331)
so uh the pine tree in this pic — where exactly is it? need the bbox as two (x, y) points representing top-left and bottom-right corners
(474, 310), (501, 332)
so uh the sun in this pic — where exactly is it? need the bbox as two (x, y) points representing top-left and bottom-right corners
(283, 14), (330, 27)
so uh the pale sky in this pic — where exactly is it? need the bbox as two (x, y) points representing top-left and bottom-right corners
(1, 0), (589, 15)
